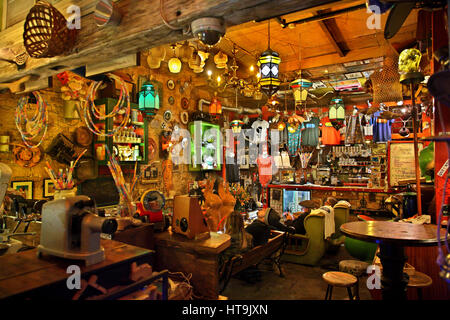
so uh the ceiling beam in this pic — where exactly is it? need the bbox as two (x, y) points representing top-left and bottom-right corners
(0, 0), (344, 84)
(315, 10), (347, 57)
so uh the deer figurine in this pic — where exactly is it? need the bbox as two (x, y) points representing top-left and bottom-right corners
(202, 179), (223, 232)
(217, 181), (236, 232)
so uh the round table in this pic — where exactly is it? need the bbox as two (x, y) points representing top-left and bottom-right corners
(340, 221), (448, 300)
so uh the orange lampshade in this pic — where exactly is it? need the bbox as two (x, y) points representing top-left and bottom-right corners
(209, 97), (222, 115)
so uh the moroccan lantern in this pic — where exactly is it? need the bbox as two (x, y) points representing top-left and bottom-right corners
(230, 120), (244, 133)
(258, 49), (281, 97)
(258, 21), (281, 97)
(209, 96), (222, 115)
(139, 82), (160, 115)
(329, 98), (345, 121)
(290, 78), (312, 105)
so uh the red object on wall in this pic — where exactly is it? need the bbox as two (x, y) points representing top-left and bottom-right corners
(432, 10), (450, 224)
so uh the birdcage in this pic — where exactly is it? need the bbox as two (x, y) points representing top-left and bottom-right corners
(23, 1), (78, 58)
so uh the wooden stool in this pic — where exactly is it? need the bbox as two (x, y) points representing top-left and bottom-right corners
(339, 259), (369, 300)
(407, 271), (432, 300)
(322, 271), (357, 300)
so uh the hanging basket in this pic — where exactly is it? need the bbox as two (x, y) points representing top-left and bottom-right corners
(23, 1), (78, 58)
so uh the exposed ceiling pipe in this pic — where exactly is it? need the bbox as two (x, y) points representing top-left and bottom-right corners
(266, 4), (367, 28)
(198, 98), (262, 115)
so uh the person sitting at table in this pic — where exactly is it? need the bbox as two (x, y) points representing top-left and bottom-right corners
(285, 197), (338, 239)
(222, 211), (254, 260)
(254, 202), (296, 234)
(245, 209), (272, 247)
(285, 207), (311, 235)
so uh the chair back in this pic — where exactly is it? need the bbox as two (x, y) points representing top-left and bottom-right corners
(333, 203), (350, 239)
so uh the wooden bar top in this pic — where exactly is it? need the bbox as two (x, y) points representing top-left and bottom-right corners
(154, 229), (231, 255)
(341, 221), (448, 247)
(0, 240), (152, 299)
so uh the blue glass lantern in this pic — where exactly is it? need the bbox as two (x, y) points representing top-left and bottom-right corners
(139, 81), (160, 115)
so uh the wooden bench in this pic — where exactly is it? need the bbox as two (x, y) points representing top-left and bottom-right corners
(219, 230), (287, 293)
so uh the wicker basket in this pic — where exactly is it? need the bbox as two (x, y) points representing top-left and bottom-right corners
(23, 1), (77, 58)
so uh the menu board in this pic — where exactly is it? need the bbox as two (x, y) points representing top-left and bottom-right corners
(388, 141), (423, 187)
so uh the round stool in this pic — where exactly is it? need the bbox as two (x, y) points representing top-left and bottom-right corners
(339, 259), (370, 300)
(322, 271), (357, 300)
(407, 271), (432, 300)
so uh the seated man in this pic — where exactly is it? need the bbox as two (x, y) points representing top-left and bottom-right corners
(254, 202), (296, 234)
(285, 197), (338, 238)
(285, 208), (310, 235)
(245, 209), (272, 247)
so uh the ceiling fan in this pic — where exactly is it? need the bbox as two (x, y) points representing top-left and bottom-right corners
(379, 0), (447, 40)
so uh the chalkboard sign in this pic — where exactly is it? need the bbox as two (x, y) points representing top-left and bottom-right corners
(388, 141), (424, 187)
(77, 176), (120, 207)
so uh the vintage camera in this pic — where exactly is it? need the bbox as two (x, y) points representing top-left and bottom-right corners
(191, 17), (225, 46)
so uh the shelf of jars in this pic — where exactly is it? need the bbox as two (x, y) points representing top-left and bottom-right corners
(93, 98), (148, 166)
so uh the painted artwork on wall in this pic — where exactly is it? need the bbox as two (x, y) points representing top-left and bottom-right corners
(11, 181), (33, 199)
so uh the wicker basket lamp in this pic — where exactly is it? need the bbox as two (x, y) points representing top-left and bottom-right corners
(23, 1), (77, 58)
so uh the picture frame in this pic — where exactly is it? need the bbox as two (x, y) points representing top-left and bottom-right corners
(43, 179), (56, 198)
(11, 181), (33, 199)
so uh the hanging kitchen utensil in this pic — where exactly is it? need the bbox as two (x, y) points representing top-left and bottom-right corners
(23, 0), (78, 58)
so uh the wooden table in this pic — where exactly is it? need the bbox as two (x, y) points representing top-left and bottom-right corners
(154, 230), (231, 299)
(0, 239), (166, 300)
(341, 221), (448, 300)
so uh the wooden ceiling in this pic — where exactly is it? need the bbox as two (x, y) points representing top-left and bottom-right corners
(205, 0), (419, 106)
(218, 0), (418, 77)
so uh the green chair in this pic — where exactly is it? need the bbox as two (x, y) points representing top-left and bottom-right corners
(326, 202), (350, 252)
(344, 237), (378, 263)
(282, 213), (326, 266)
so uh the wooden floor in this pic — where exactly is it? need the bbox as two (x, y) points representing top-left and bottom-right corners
(222, 245), (373, 300)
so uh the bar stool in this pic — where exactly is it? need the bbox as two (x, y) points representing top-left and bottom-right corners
(407, 271), (432, 300)
(339, 259), (370, 300)
(322, 271), (357, 300)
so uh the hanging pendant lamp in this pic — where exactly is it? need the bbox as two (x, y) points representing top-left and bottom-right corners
(168, 44), (182, 73)
(258, 20), (281, 97)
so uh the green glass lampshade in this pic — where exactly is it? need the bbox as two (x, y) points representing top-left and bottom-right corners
(329, 97), (345, 120)
(139, 82), (159, 115)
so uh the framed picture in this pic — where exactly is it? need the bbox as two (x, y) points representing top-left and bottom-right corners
(43, 179), (56, 198)
(11, 181), (33, 199)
